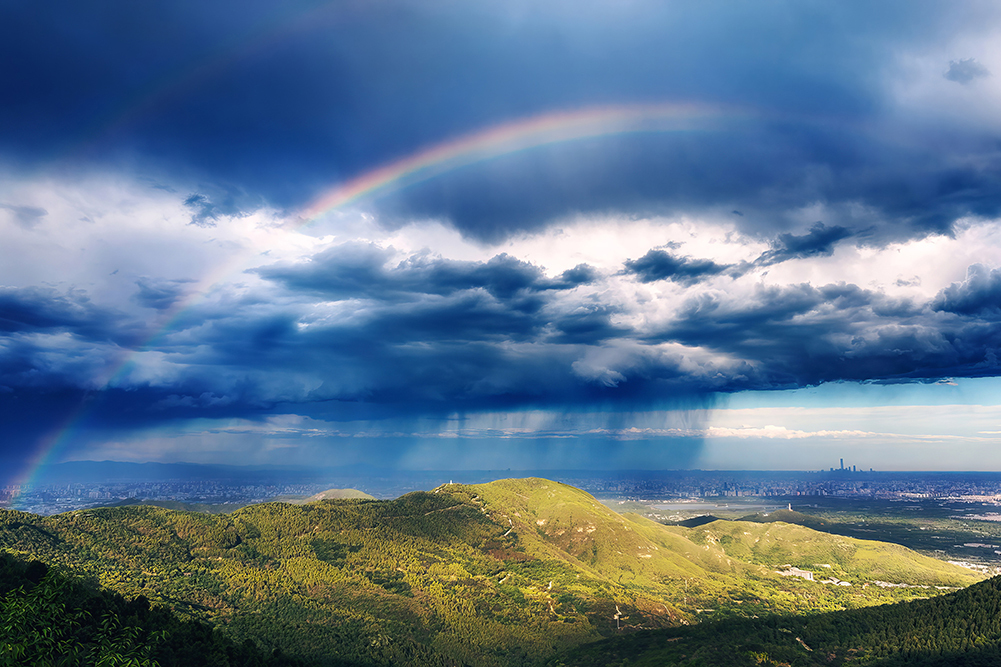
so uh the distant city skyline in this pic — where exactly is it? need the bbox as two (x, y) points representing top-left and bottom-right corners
(11, 463), (1001, 516)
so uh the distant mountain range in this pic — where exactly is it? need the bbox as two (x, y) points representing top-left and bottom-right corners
(0, 478), (990, 666)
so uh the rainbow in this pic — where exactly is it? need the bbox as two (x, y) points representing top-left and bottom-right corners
(298, 102), (729, 226)
(8, 101), (738, 508)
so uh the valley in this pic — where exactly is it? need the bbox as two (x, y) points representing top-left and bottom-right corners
(614, 495), (1001, 572)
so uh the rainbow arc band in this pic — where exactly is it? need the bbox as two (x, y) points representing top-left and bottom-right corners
(299, 102), (730, 226)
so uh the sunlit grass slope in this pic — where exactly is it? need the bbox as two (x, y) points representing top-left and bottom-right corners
(0, 478), (985, 666)
(302, 488), (376, 502)
(466, 479), (979, 586)
(675, 519), (973, 587)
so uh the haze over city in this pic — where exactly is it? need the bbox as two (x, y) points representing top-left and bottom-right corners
(4, 1), (1001, 485)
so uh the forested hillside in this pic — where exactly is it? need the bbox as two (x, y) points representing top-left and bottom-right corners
(0, 550), (304, 666)
(0, 479), (985, 666)
(551, 574), (1001, 666)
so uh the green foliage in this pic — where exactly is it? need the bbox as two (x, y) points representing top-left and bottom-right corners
(0, 551), (300, 667)
(311, 539), (361, 564)
(0, 478), (987, 666)
(551, 575), (1001, 666)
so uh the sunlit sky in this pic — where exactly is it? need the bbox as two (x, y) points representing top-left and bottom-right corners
(3, 1), (1001, 478)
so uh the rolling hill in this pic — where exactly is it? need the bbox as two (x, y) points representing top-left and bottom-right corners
(301, 488), (377, 502)
(0, 478), (985, 666)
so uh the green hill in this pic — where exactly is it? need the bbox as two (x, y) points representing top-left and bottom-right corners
(0, 478), (985, 666)
(301, 488), (376, 502)
(551, 573), (1001, 666)
(672, 518), (971, 588)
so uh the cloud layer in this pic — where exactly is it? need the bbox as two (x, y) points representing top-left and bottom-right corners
(4, 209), (1001, 424)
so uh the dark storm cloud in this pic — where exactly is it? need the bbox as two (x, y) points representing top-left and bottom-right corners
(212, 253), (1001, 410)
(933, 265), (1001, 317)
(133, 277), (195, 310)
(184, 194), (220, 227)
(0, 286), (124, 340)
(621, 249), (730, 285)
(651, 279), (998, 388)
(550, 305), (627, 344)
(340, 291), (547, 344)
(620, 223), (855, 286)
(0, 248), (677, 442)
(254, 243), (597, 301)
(2, 1), (1000, 243)
(183, 188), (252, 227)
(755, 222), (854, 266)
(7, 254), (1001, 456)
(184, 309), (720, 411)
(945, 58), (990, 84)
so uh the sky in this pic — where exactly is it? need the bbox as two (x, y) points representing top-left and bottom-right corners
(3, 0), (1001, 479)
